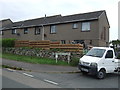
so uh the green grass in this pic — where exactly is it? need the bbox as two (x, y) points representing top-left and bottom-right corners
(1, 53), (71, 66)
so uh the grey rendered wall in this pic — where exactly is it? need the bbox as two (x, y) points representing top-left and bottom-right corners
(98, 12), (110, 46)
(2, 20), (100, 46)
(45, 20), (99, 46)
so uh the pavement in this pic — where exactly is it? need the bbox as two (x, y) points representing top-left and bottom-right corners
(2, 58), (80, 73)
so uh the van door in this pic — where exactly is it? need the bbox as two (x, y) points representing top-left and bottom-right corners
(104, 50), (115, 73)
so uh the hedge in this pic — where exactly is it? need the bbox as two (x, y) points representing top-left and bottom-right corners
(1, 38), (16, 47)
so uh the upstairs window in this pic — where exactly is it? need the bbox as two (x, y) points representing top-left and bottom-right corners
(12, 29), (16, 34)
(35, 27), (41, 35)
(82, 22), (90, 31)
(24, 28), (28, 34)
(50, 25), (56, 34)
(73, 23), (78, 29)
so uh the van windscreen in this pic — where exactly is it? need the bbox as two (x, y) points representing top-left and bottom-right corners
(86, 48), (106, 58)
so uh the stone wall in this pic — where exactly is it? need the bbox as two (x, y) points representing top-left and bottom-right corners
(2, 47), (83, 62)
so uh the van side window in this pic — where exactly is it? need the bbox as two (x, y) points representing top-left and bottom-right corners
(105, 50), (113, 58)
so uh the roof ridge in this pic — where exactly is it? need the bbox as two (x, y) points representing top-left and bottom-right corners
(14, 14), (62, 23)
(63, 10), (105, 17)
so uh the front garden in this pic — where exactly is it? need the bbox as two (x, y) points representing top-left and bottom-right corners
(1, 38), (83, 66)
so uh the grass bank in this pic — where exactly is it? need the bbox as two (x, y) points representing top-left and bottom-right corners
(1, 53), (79, 66)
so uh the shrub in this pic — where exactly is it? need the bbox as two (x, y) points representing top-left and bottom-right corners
(70, 57), (79, 66)
(0, 38), (2, 47)
(2, 38), (16, 47)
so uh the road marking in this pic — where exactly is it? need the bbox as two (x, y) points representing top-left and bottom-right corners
(44, 79), (58, 85)
(23, 73), (34, 78)
(7, 68), (16, 72)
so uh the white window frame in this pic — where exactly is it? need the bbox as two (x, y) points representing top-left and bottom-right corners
(50, 25), (56, 34)
(82, 22), (90, 31)
(35, 27), (41, 35)
(12, 29), (17, 34)
(61, 40), (66, 44)
(0, 31), (3, 35)
(24, 28), (28, 34)
(73, 23), (78, 29)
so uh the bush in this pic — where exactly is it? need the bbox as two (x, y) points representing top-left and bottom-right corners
(2, 38), (16, 47)
(0, 38), (2, 47)
(70, 57), (79, 66)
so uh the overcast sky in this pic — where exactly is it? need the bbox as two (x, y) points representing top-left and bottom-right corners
(0, 0), (119, 41)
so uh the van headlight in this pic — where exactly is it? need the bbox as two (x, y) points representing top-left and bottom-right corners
(90, 63), (97, 67)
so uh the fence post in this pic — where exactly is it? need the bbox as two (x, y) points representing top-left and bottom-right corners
(55, 53), (58, 63)
(67, 53), (71, 64)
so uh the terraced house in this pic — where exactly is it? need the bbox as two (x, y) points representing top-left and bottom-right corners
(0, 10), (110, 47)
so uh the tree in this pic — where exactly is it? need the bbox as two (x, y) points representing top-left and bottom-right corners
(109, 39), (120, 48)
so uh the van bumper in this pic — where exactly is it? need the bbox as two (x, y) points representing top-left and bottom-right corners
(78, 63), (98, 75)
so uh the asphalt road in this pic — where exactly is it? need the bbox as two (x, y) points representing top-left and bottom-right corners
(2, 76), (31, 88)
(2, 68), (119, 88)
(2, 68), (60, 88)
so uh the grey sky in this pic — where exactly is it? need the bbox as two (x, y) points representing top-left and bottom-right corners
(0, 0), (119, 41)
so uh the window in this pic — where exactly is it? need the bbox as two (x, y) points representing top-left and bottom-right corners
(61, 40), (66, 44)
(82, 22), (90, 31)
(105, 50), (113, 58)
(0, 31), (3, 35)
(90, 40), (92, 45)
(35, 27), (41, 35)
(74, 40), (84, 44)
(24, 28), (28, 34)
(73, 23), (78, 29)
(12, 29), (16, 34)
(50, 25), (56, 34)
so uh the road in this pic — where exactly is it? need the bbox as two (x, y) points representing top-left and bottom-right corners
(2, 68), (60, 88)
(2, 68), (119, 88)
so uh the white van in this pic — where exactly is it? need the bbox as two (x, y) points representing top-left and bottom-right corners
(78, 47), (120, 79)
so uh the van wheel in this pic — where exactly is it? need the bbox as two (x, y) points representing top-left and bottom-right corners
(96, 69), (106, 79)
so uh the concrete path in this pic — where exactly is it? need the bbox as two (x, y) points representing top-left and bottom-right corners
(2, 58), (79, 73)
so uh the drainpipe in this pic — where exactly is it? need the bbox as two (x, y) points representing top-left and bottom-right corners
(42, 25), (44, 40)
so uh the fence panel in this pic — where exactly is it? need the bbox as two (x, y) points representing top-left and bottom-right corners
(15, 40), (29, 47)
(50, 44), (83, 52)
(29, 40), (50, 49)
(15, 40), (83, 52)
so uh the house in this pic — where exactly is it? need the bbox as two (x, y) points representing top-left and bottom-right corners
(0, 19), (13, 34)
(0, 10), (110, 47)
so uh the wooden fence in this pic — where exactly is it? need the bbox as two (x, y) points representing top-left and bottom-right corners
(15, 40), (29, 47)
(15, 40), (83, 52)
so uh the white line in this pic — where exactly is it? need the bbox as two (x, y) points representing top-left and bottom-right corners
(23, 73), (34, 78)
(44, 79), (58, 85)
(7, 68), (16, 72)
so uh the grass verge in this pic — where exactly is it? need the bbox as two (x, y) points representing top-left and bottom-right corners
(1, 53), (75, 66)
